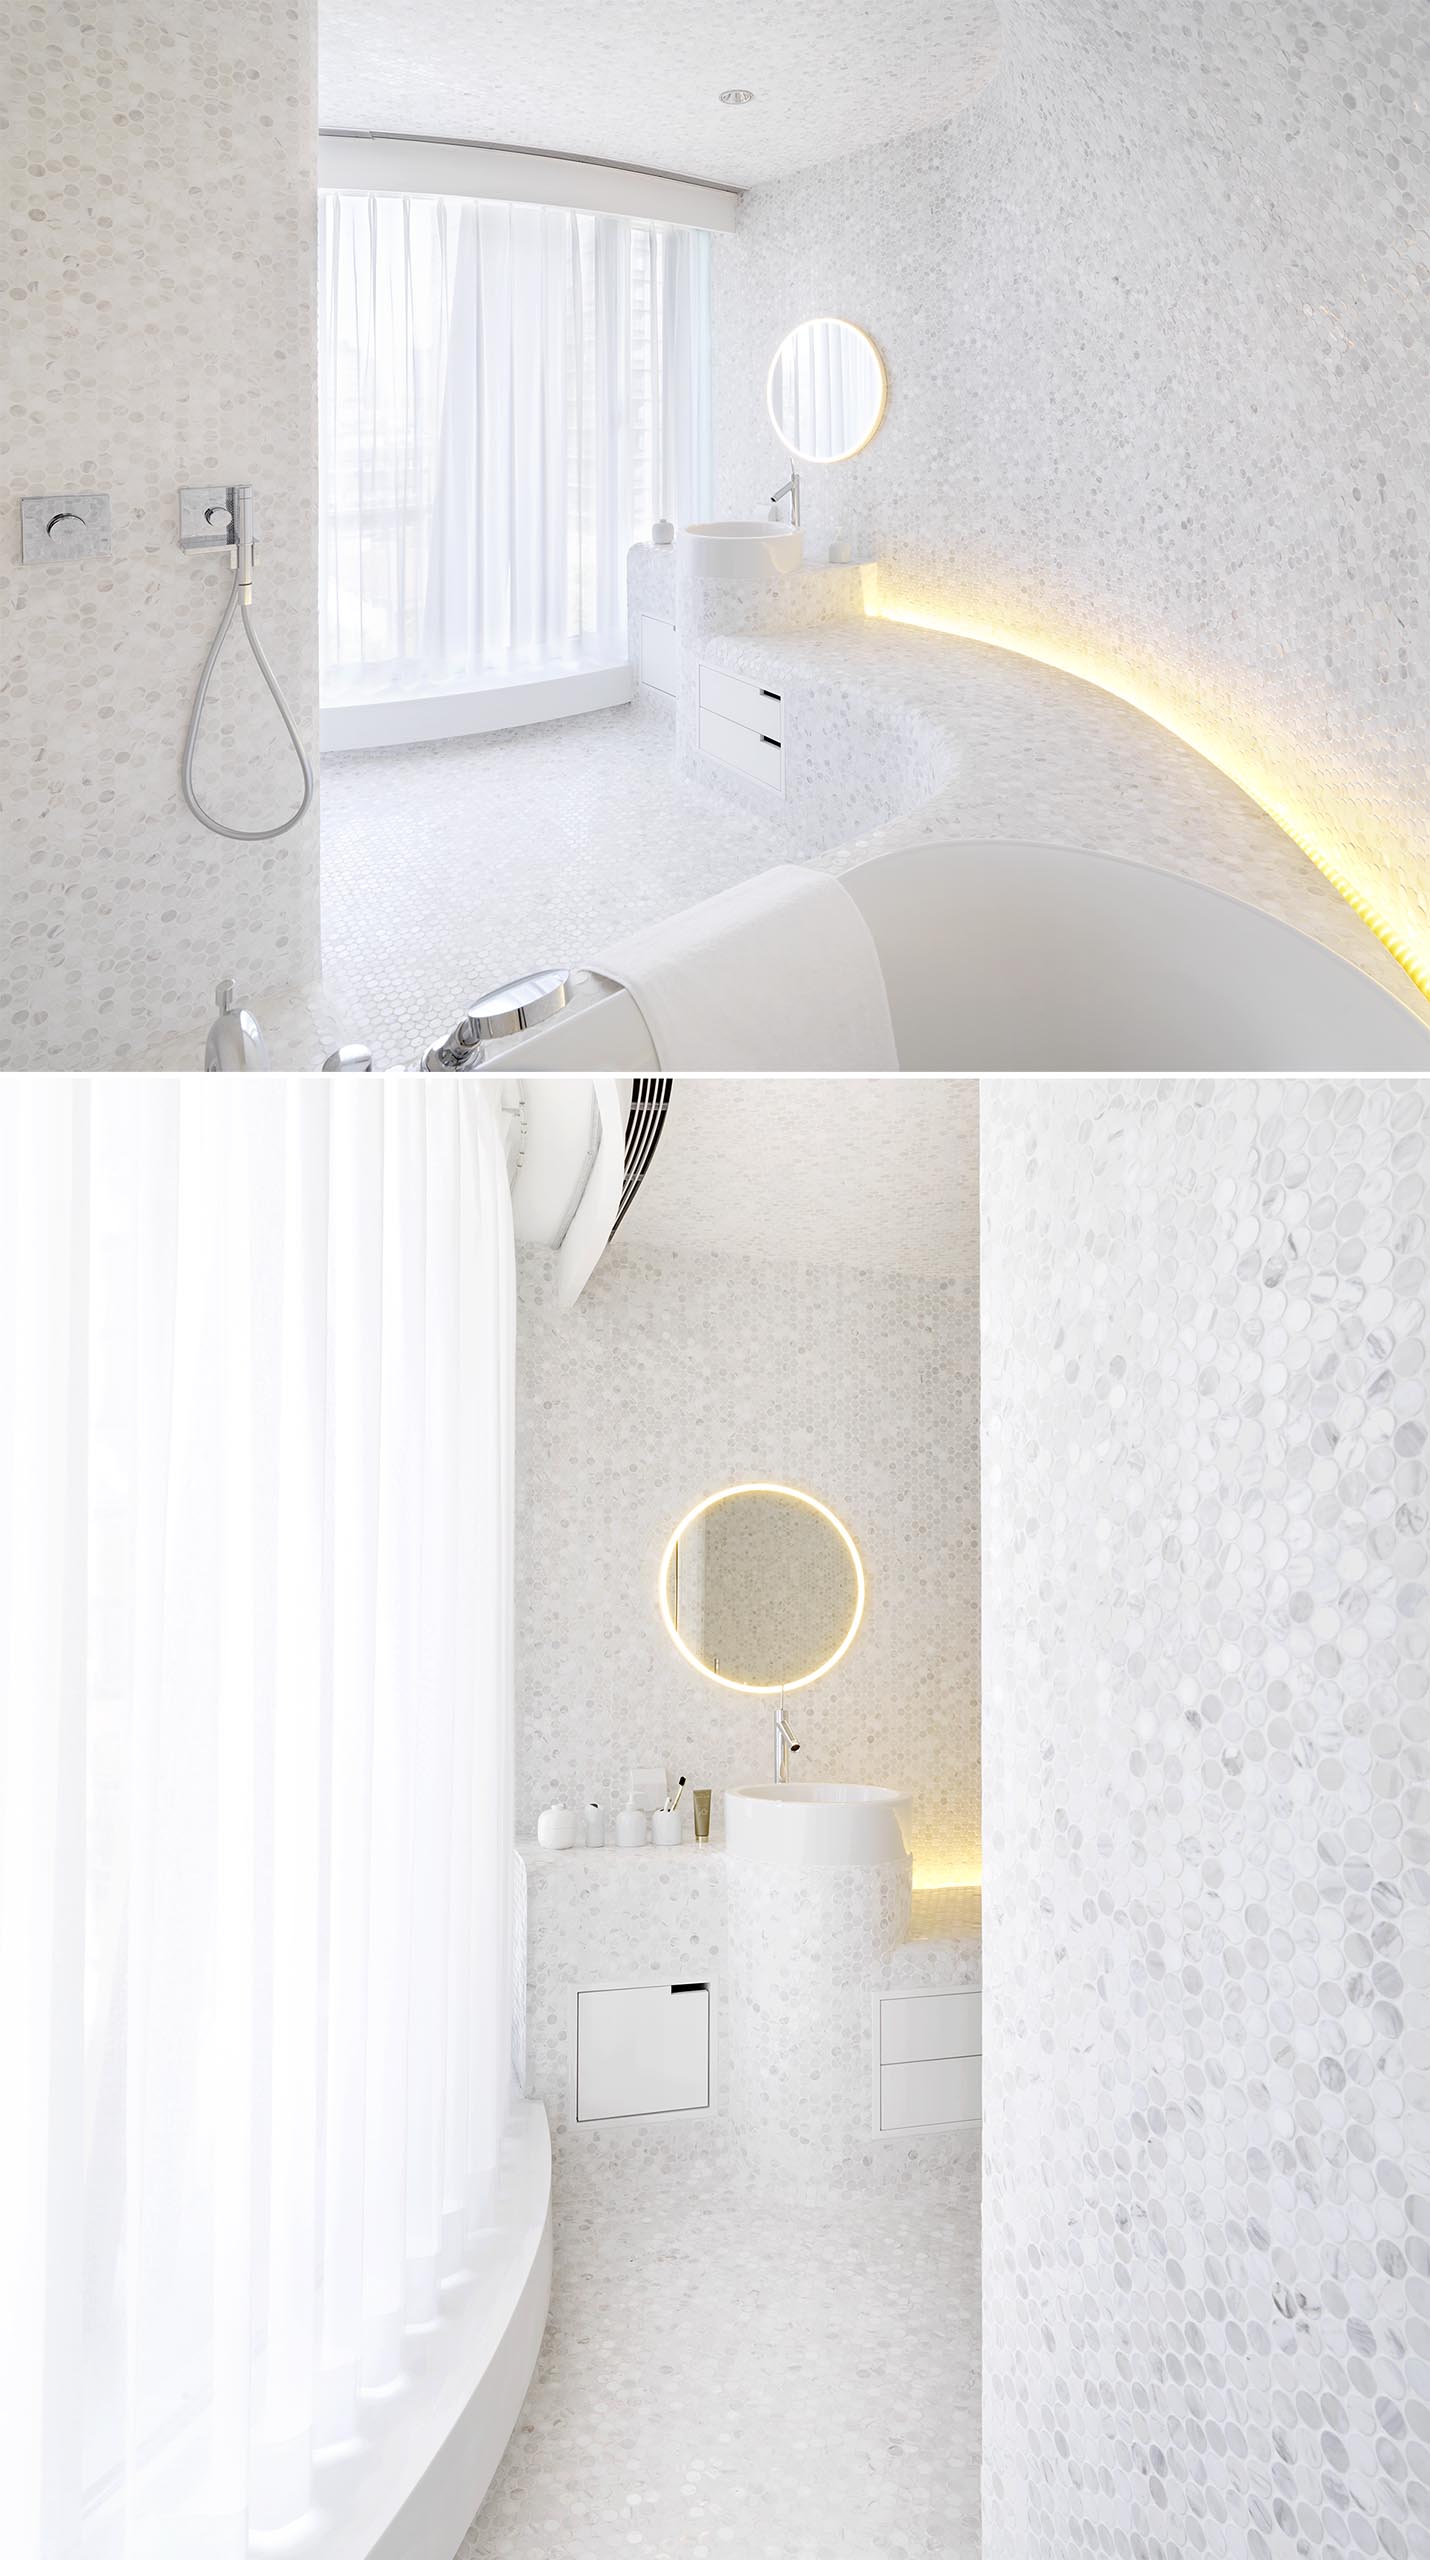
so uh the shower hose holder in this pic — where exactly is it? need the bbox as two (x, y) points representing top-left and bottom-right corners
(179, 481), (314, 842)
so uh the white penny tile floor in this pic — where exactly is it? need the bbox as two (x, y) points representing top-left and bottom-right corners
(460, 2182), (980, 2560)
(319, 703), (783, 1069)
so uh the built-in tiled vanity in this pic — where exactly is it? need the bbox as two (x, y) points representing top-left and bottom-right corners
(695, 662), (786, 797)
(516, 1835), (981, 2209)
(624, 540), (1419, 1003)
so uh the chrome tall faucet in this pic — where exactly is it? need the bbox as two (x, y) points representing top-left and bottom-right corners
(770, 467), (801, 528)
(773, 1695), (801, 1783)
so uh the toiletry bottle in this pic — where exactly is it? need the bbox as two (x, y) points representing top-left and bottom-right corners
(584, 1800), (606, 1849)
(615, 1798), (647, 1849)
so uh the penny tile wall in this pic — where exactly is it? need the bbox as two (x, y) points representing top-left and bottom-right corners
(980, 1078), (1430, 2560)
(715, 0), (1430, 982)
(514, 1238), (981, 1885)
(3, 0), (321, 1069)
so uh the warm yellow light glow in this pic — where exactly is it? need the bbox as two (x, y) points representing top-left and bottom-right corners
(913, 1867), (983, 1892)
(658, 1481), (867, 1696)
(873, 601), (1430, 1008)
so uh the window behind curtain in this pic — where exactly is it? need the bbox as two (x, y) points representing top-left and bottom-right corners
(319, 191), (712, 700)
(1, 1078), (517, 2558)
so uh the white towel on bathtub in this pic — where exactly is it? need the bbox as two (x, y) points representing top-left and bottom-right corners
(591, 865), (899, 1070)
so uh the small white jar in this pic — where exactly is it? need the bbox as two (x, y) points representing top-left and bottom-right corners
(536, 1804), (577, 1850)
(651, 1808), (683, 1848)
(615, 1804), (647, 1849)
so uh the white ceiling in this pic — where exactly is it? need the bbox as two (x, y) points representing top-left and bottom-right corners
(319, 0), (1003, 191)
(614, 1078), (980, 1280)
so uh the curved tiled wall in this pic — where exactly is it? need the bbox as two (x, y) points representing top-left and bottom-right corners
(715, 1), (1430, 988)
(3, 0), (321, 1070)
(980, 1081), (1430, 2560)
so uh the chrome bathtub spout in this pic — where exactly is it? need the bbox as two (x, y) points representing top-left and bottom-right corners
(419, 1012), (489, 1072)
(204, 978), (270, 1072)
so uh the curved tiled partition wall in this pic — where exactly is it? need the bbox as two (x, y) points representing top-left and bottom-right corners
(980, 1081), (1429, 2559)
(715, 0), (1430, 992)
(3, 0), (322, 1069)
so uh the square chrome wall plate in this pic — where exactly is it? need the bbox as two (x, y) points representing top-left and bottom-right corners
(179, 485), (250, 550)
(20, 493), (111, 562)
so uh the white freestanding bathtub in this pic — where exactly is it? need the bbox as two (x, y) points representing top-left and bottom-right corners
(486, 841), (1430, 1072)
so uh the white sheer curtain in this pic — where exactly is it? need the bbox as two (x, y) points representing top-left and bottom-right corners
(320, 191), (713, 696)
(0, 1077), (516, 2560)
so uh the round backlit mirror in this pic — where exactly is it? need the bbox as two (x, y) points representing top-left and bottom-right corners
(767, 318), (888, 464)
(659, 1483), (865, 1693)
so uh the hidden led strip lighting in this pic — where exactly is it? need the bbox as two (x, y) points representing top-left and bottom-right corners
(874, 601), (1430, 1008)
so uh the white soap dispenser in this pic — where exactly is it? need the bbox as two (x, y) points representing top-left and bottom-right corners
(615, 1797), (647, 1849)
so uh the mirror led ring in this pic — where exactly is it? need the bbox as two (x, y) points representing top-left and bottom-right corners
(766, 317), (889, 465)
(658, 1480), (866, 1694)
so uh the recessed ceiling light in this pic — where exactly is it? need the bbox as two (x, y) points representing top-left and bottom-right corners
(719, 88), (755, 105)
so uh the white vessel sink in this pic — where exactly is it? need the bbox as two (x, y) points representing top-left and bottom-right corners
(679, 519), (804, 580)
(725, 1782), (913, 1869)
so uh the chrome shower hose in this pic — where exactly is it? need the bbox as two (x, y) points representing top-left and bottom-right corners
(181, 486), (314, 842)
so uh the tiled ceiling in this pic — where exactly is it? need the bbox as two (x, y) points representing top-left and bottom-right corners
(319, 0), (1002, 190)
(614, 1078), (980, 1279)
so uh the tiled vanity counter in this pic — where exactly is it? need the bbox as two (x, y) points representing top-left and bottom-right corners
(726, 1860), (982, 2205)
(516, 1841), (982, 2211)
(892, 1884), (983, 1987)
(624, 533), (1423, 1010)
(517, 1842), (733, 2205)
(693, 622), (1425, 1004)
(627, 542), (678, 713)
(625, 538), (878, 745)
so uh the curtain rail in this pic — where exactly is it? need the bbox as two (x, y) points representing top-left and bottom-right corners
(318, 132), (740, 233)
(320, 125), (743, 200)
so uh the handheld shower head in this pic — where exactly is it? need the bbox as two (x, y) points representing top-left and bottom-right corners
(179, 481), (313, 842)
(229, 481), (256, 597)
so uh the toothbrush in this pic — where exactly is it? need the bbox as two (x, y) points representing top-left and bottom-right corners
(667, 1776), (686, 1814)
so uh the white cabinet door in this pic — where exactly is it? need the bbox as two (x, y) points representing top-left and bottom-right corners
(640, 615), (679, 696)
(575, 1983), (710, 2121)
(880, 1990), (982, 2066)
(880, 2055), (982, 2131)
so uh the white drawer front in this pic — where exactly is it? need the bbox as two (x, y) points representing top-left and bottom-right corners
(640, 614), (678, 696)
(576, 1983), (710, 2122)
(698, 705), (783, 793)
(699, 661), (783, 742)
(880, 2054), (982, 2132)
(880, 1990), (982, 2066)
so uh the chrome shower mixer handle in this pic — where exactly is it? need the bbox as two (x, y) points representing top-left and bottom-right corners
(179, 482), (314, 843)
